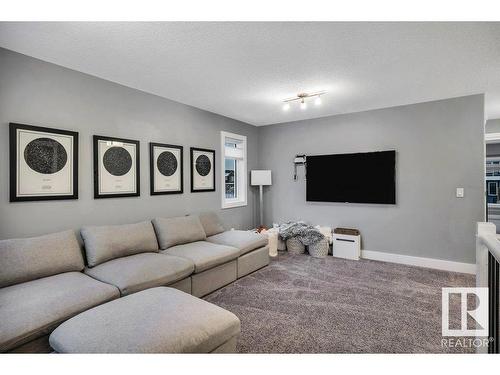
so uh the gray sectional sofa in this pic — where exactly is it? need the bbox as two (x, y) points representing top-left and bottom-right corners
(81, 220), (195, 296)
(0, 230), (120, 353)
(0, 212), (269, 353)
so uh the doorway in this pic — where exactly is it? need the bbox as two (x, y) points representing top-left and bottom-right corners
(486, 133), (500, 232)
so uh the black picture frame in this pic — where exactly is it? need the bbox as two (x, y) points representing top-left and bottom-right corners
(149, 142), (184, 195)
(9, 122), (79, 202)
(93, 135), (140, 199)
(190, 147), (216, 193)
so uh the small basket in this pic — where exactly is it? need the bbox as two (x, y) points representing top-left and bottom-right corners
(277, 236), (287, 251)
(308, 238), (329, 258)
(286, 237), (305, 254)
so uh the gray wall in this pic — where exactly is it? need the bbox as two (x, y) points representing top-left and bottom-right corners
(0, 47), (486, 264)
(258, 95), (485, 263)
(0, 48), (259, 239)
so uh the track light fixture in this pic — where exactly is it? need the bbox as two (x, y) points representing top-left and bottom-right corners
(282, 91), (326, 111)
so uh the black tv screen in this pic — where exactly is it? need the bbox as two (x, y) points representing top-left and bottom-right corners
(306, 150), (396, 204)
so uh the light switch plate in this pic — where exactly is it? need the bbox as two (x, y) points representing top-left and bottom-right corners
(456, 187), (464, 198)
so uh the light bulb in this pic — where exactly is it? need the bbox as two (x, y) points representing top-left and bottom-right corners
(315, 96), (322, 106)
(283, 102), (290, 111)
(300, 100), (307, 110)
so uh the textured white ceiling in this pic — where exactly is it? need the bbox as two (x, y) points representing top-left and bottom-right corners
(1, 22), (500, 126)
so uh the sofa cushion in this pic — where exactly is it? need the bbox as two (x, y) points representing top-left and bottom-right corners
(0, 230), (84, 288)
(81, 221), (159, 267)
(197, 212), (225, 237)
(162, 241), (239, 273)
(152, 216), (206, 250)
(207, 230), (268, 256)
(0, 272), (119, 352)
(49, 287), (240, 353)
(84, 253), (194, 296)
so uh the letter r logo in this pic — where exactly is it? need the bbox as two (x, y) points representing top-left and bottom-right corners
(442, 287), (489, 337)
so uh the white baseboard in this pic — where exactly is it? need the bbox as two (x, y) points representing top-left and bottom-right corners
(361, 250), (476, 275)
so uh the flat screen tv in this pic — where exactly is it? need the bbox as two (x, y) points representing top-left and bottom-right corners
(306, 150), (396, 204)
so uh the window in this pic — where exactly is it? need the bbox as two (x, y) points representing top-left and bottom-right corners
(225, 158), (237, 198)
(489, 181), (498, 197)
(221, 131), (247, 208)
(487, 157), (500, 205)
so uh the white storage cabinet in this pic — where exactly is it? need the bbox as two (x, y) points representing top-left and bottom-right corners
(332, 233), (360, 260)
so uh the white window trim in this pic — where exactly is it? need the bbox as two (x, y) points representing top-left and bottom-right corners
(486, 132), (500, 143)
(221, 131), (247, 209)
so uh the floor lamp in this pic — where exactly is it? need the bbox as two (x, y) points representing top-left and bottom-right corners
(251, 170), (272, 228)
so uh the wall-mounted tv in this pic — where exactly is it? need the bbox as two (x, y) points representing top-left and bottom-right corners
(306, 150), (396, 204)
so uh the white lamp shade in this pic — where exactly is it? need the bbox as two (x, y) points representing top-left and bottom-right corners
(251, 170), (272, 186)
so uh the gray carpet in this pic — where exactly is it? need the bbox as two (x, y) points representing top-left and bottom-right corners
(204, 252), (476, 353)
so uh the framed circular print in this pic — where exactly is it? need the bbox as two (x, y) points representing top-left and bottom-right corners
(190, 147), (215, 192)
(9, 123), (79, 202)
(93, 135), (140, 198)
(149, 142), (183, 195)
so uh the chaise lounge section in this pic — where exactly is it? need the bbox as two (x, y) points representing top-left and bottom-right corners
(152, 215), (240, 297)
(198, 211), (270, 278)
(152, 212), (269, 296)
(205, 227), (269, 278)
